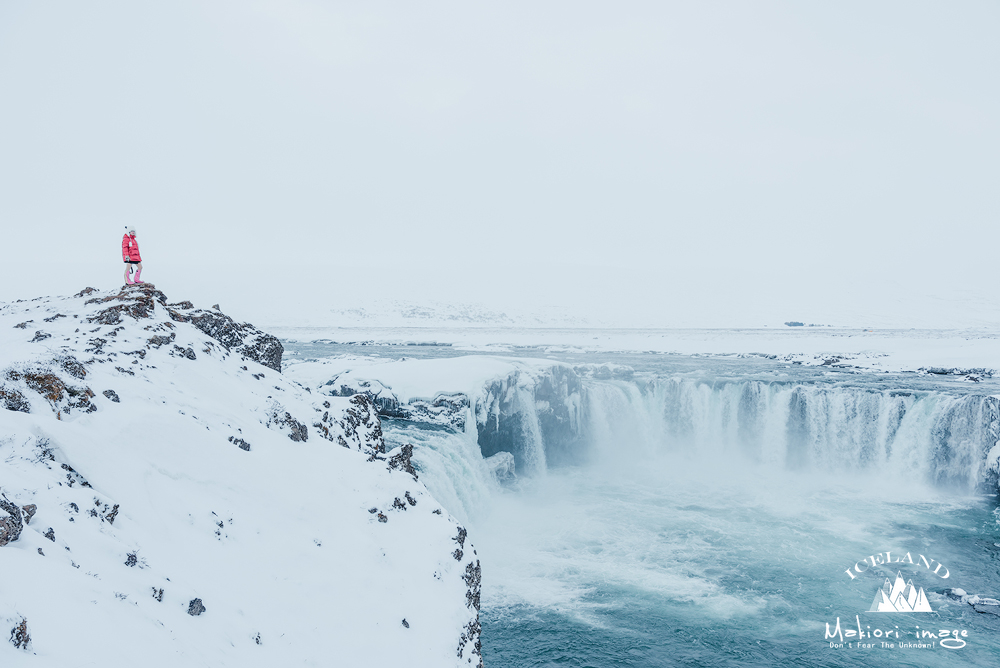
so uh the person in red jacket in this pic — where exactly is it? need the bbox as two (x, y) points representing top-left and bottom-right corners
(122, 227), (143, 285)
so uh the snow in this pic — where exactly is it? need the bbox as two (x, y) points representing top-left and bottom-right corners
(273, 325), (1000, 376)
(285, 355), (564, 406)
(0, 286), (481, 667)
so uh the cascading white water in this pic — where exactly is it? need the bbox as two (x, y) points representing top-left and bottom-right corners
(512, 385), (547, 477)
(583, 377), (999, 492)
(283, 341), (1000, 666)
(396, 373), (1000, 525)
(286, 339), (1000, 667)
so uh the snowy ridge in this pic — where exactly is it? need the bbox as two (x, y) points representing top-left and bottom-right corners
(0, 285), (481, 667)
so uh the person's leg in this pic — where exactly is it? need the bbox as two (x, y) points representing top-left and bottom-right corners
(124, 263), (134, 285)
(134, 262), (144, 283)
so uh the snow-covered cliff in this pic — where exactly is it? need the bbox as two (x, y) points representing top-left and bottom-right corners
(0, 285), (481, 667)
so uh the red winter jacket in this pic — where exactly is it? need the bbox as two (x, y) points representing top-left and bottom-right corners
(122, 234), (141, 262)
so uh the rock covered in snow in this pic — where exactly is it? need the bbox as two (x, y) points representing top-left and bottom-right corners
(944, 588), (1000, 615)
(0, 284), (481, 667)
(290, 355), (590, 472)
(0, 493), (24, 546)
(166, 303), (284, 372)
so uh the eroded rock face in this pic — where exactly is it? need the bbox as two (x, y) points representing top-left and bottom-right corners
(316, 394), (384, 458)
(457, 559), (483, 667)
(169, 308), (283, 372)
(79, 284), (282, 372)
(388, 444), (417, 479)
(266, 403), (309, 442)
(85, 284), (168, 325)
(0, 494), (24, 547)
(0, 386), (30, 413)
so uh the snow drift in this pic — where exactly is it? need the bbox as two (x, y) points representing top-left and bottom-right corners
(0, 284), (481, 667)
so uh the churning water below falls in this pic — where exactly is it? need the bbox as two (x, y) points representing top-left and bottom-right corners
(286, 343), (1000, 667)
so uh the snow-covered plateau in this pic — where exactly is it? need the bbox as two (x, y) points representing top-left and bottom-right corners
(0, 285), (482, 667)
(270, 324), (1000, 378)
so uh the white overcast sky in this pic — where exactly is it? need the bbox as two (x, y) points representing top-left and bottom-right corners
(1, 1), (997, 328)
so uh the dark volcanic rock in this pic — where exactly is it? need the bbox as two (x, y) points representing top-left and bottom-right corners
(86, 284), (168, 325)
(456, 560), (483, 667)
(172, 345), (196, 360)
(271, 411), (308, 442)
(187, 598), (206, 616)
(103, 389), (120, 403)
(60, 356), (87, 379)
(228, 436), (251, 451)
(83, 286), (282, 370)
(463, 560), (481, 611)
(387, 444), (417, 479)
(169, 308), (283, 372)
(147, 333), (176, 348)
(0, 494), (24, 546)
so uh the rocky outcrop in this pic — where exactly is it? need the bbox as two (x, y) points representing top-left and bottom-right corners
(0, 494), (24, 546)
(267, 406), (309, 442)
(85, 283), (168, 324)
(1, 285), (478, 666)
(3, 368), (96, 416)
(387, 444), (417, 479)
(457, 559), (482, 667)
(10, 617), (29, 650)
(0, 386), (30, 413)
(316, 395), (384, 458)
(79, 284), (283, 371)
(169, 307), (283, 372)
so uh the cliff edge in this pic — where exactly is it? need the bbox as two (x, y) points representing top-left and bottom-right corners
(0, 284), (481, 667)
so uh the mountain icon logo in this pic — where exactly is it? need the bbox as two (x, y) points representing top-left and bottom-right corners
(868, 572), (933, 613)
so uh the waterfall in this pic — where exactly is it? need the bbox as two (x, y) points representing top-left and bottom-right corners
(581, 377), (1000, 492)
(374, 363), (1000, 521)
